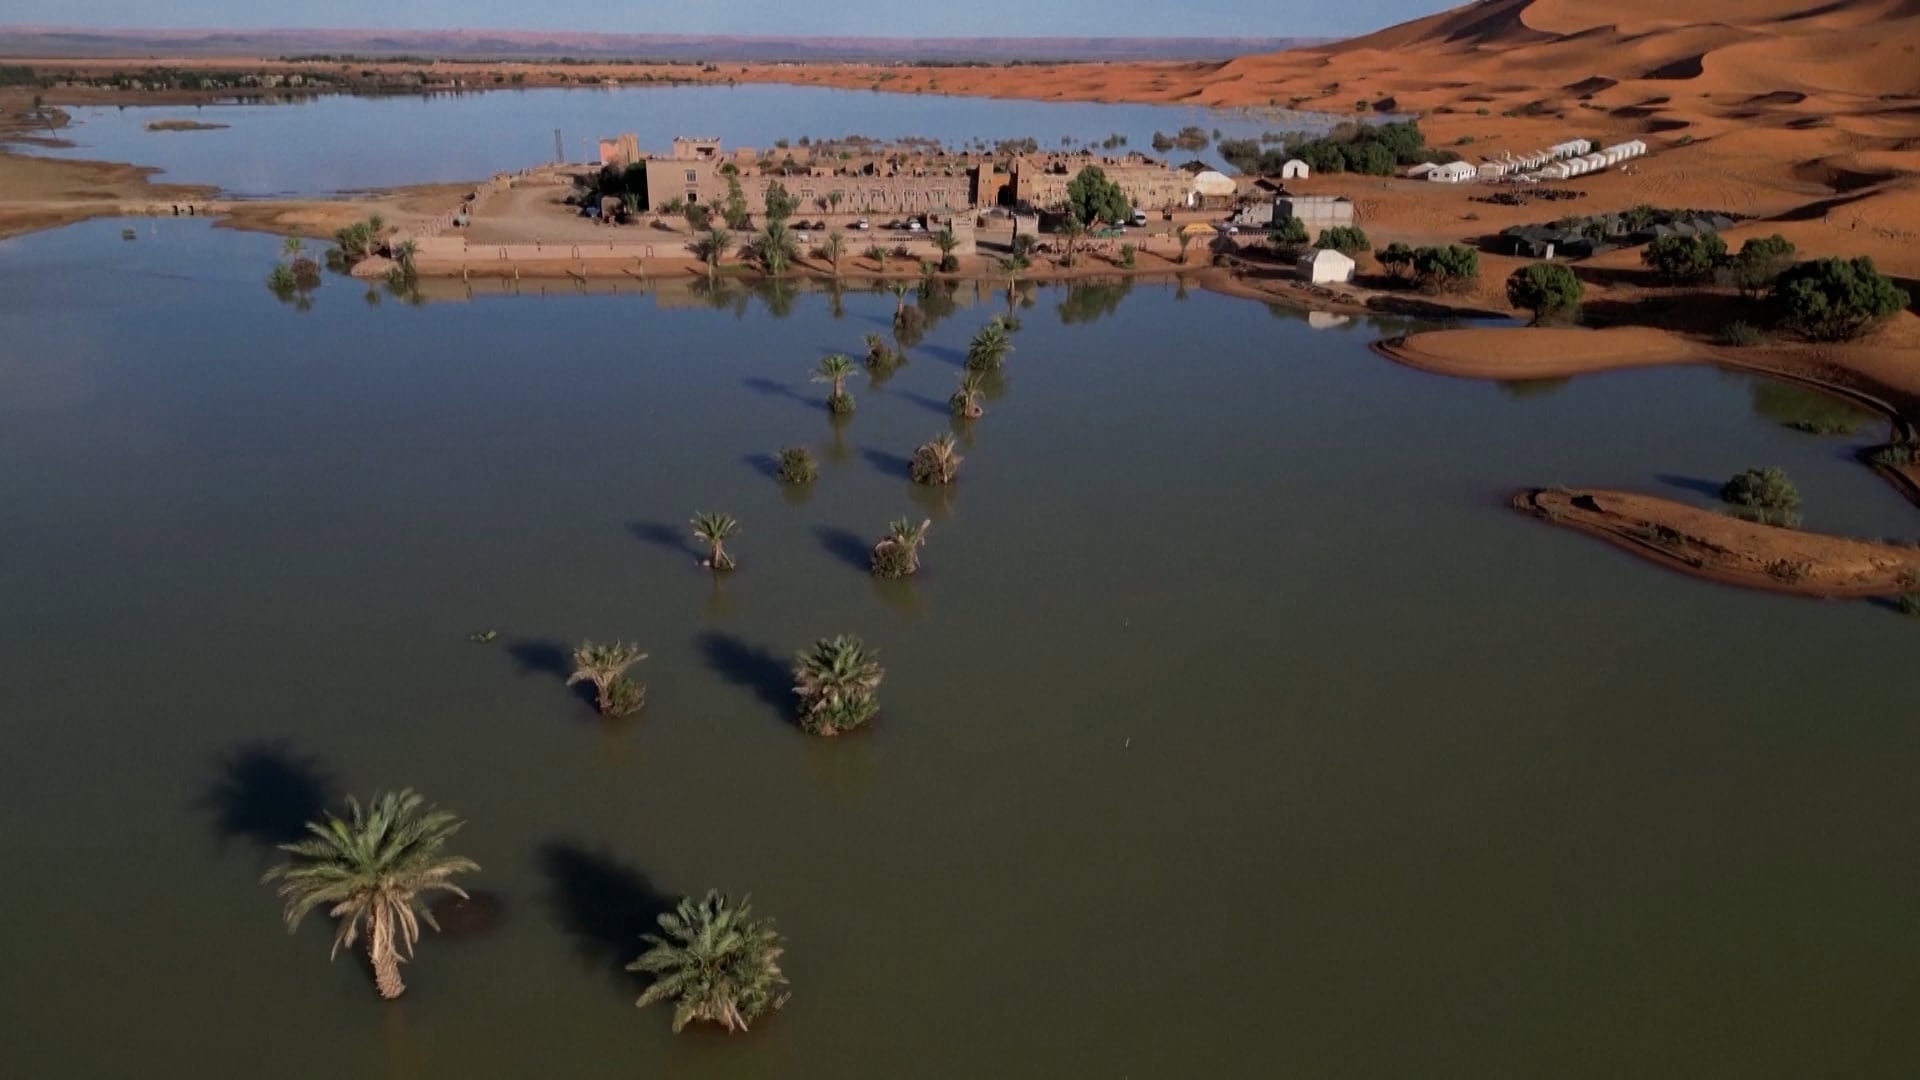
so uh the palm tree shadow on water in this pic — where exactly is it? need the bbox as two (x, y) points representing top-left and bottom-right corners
(813, 525), (873, 573)
(694, 630), (798, 726)
(626, 520), (702, 562)
(536, 841), (674, 991)
(504, 637), (600, 713)
(200, 740), (333, 851)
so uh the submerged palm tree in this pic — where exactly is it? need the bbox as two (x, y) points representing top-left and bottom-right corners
(792, 634), (885, 735)
(281, 235), (305, 261)
(691, 511), (739, 571)
(628, 890), (789, 1033)
(568, 640), (647, 717)
(887, 280), (913, 318)
(950, 370), (987, 419)
(870, 517), (932, 579)
(910, 433), (963, 485)
(262, 789), (478, 1000)
(812, 354), (857, 415)
(964, 319), (1014, 372)
(776, 446), (818, 485)
(863, 331), (898, 370)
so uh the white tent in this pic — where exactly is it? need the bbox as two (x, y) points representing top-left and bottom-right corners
(1192, 170), (1236, 199)
(1297, 248), (1356, 285)
(1280, 159), (1310, 179)
(1427, 161), (1478, 183)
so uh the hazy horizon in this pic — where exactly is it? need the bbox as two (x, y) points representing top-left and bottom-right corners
(0, 1), (1447, 39)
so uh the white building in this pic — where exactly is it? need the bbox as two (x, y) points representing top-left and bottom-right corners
(1297, 248), (1356, 285)
(1281, 159), (1310, 179)
(1426, 161), (1478, 183)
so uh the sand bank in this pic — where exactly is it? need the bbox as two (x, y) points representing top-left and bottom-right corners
(1514, 488), (1920, 599)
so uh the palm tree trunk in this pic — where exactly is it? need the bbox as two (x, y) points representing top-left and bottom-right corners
(370, 923), (406, 999)
(596, 681), (613, 714)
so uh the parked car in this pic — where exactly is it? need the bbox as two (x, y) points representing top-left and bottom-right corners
(908, 220), (925, 232)
(1131, 210), (1149, 227)
(855, 219), (871, 230)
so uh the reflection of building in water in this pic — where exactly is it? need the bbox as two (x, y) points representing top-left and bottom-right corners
(1307, 311), (1352, 330)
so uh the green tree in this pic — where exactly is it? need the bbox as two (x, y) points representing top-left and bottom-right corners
(776, 446), (818, 485)
(1057, 215), (1086, 267)
(933, 226), (960, 272)
(864, 244), (889, 270)
(1730, 234), (1796, 298)
(763, 181), (799, 222)
(1720, 466), (1801, 526)
(568, 640), (647, 717)
(629, 890), (789, 1033)
(950, 369), (988, 419)
(812, 354), (857, 414)
(792, 634), (885, 734)
(1641, 232), (1728, 285)
(281, 235), (305, 261)
(721, 174), (750, 231)
(1177, 230), (1194, 265)
(262, 790), (478, 1000)
(1412, 244), (1480, 291)
(910, 432), (963, 485)
(1066, 165), (1130, 227)
(1314, 225), (1370, 255)
(1505, 262), (1585, 324)
(754, 220), (797, 274)
(964, 319), (1014, 372)
(1376, 241), (1415, 279)
(870, 517), (931, 579)
(696, 227), (732, 277)
(690, 511), (739, 571)
(1769, 256), (1908, 341)
(1268, 216), (1310, 258)
(820, 230), (846, 276)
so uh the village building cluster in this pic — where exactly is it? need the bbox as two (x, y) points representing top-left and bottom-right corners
(598, 134), (1252, 217)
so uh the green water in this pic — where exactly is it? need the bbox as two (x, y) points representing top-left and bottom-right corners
(2, 219), (1917, 1078)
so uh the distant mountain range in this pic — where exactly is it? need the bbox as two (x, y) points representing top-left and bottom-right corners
(0, 27), (1320, 63)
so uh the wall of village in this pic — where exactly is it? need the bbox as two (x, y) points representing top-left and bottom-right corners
(643, 161), (976, 216)
(1011, 164), (1196, 213)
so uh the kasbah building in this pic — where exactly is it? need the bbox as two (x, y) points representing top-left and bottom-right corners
(604, 134), (1221, 218)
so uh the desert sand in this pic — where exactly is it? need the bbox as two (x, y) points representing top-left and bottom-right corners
(1514, 488), (1920, 599)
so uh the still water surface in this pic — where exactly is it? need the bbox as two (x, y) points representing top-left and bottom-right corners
(33, 85), (1318, 195)
(1, 219), (1917, 1077)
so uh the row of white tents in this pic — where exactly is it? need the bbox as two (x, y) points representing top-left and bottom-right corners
(1410, 139), (1595, 183)
(1406, 138), (1649, 184)
(1528, 140), (1648, 180)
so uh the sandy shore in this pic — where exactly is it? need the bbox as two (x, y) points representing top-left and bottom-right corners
(1514, 488), (1920, 599)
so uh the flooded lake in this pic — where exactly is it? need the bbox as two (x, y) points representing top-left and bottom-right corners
(2, 217), (1917, 1078)
(31, 85), (1321, 195)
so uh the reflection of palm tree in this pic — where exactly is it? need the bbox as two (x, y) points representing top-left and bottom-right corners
(690, 511), (739, 571)
(262, 790), (478, 1000)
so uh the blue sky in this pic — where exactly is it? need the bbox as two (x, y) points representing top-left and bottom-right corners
(6, 1), (1449, 38)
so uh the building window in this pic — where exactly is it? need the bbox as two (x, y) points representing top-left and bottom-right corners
(685, 170), (697, 183)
